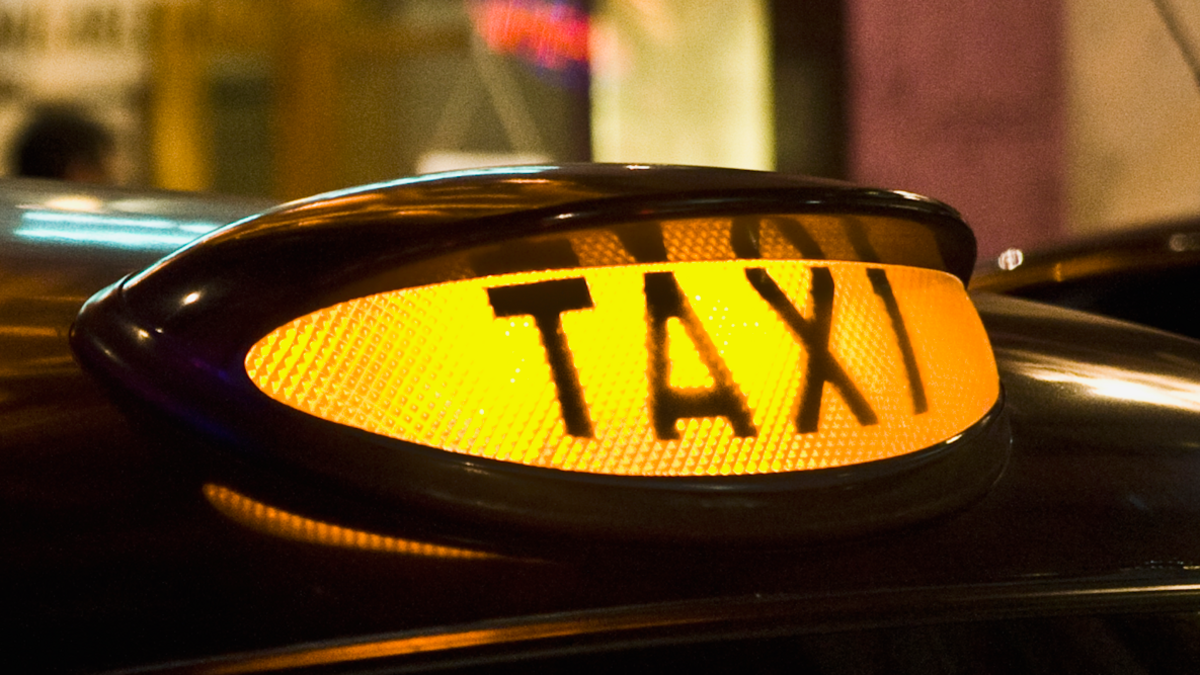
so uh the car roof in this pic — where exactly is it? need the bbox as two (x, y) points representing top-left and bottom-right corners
(7, 174), (1200, 673)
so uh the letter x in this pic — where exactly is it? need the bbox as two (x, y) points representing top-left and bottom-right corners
(745, 267), (878, 433)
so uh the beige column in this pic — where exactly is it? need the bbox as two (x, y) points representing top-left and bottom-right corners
(148, 1), (212, 192)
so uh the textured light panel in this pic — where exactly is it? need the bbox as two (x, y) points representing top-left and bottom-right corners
(246, 260), (997, 476)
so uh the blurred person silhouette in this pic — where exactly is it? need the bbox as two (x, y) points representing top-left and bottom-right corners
(10, 105), (115, 184)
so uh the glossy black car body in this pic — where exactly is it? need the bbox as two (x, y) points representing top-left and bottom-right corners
(972, 217), (1200, 340)
(6, 168), (1200, 674)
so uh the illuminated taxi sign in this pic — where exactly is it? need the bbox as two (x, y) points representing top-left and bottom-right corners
(72, 165), (1009, 542)
(247, 258), (997, 477)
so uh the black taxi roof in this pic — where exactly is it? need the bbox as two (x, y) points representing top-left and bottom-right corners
(5, 169), (1200, 673)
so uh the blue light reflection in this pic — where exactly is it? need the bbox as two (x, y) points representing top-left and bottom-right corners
(14, 210), (223, 251)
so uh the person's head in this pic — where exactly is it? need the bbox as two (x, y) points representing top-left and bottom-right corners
(10, 105), (115, 183)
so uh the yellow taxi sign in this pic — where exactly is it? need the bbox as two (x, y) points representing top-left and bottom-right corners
(246, 259), (997, 477)
(73, 166), (1006, 541)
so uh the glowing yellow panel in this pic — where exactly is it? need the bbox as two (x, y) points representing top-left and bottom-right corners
(246, 261), (997, 476)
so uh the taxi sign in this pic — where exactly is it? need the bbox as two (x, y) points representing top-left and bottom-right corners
(247, 258), (995, 477)
(71, 165), (1009, 544)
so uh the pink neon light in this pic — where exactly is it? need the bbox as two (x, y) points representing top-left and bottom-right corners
(469, 0), (589, 71)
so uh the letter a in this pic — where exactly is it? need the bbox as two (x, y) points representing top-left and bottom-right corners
(644, 271), (756, 440)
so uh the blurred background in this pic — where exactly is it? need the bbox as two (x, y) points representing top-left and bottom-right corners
(0, 0), (1197, 258)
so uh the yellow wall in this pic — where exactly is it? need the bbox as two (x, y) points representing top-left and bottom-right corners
(590, 0), (774, 170)
(1068, 0), (1200, 233)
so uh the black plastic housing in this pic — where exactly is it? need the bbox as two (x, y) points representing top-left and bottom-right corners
(70, 164), (1005, 545)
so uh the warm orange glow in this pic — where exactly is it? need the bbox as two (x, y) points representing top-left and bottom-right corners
(200, 610), (711, 674)
(247, 260), (997, 476)
(203, 484), (495, 560)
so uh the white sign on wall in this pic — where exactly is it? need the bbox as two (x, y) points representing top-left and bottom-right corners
(0, 0), (153, 180)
